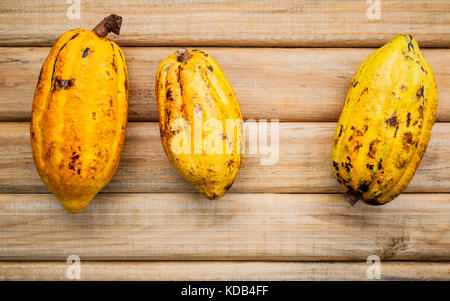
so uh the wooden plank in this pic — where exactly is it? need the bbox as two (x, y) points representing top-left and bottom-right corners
(0, 122), (449, 194)
(0, 0), (449, 47)
(0, 193), (449, 260)
(1, 47), (449, 122)
(0, 261), (448, 281)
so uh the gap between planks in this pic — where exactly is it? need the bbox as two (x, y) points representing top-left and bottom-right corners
(0, 261), (449, 281)
(0, 47), (449, 122)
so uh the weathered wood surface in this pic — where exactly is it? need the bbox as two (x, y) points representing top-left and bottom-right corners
(0, 0), (449, 47)
(1, 261), (448, 281)
(0, 193), (449, 260)
(0, 47), (449, 122)
(0, 122), (448, 194)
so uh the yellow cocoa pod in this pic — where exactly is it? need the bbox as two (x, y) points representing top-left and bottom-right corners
(332, 35), (438, 206)
(156, 49), (244, 199)
(31, 15), (128, 213)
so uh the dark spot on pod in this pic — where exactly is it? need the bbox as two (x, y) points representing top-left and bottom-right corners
(106, 70), (110, 77)
(403, 132), (413, 145)
(394, 125), (399, 138)
(82, 47), (90, 58)
(416, 86), (424, 98)
(166, 88), (173, 101)
(68, 152), (80, 171)
(420, 66), (427, 74)
(378, 158), (383, 170)
(401, 85), (407, 91)
(70, 33), (80, 41)
(37, 68), (43, 83)
(364, 198), (383, 206)
(227, 159), (234, 168)
(406, 112), (411, 127)
(354, 142), (362, 152)
(332, 161), (340, 171)
(363, 125), (368, 134)
(338, 124), (343, 138)
(211, 193), (218, 199)
(53, 78), (74, 90)
(207, 66), (213, 72)
(222, 134), (226, 140)
(111, 60), (117, 73)
(77, 169), (81, 175)
(357, 87), (368, 102)
(402, 132), (414, 151)
(352, 80), (358, 87)
(109, 98), (113, 106)
(385, 114), (398, 127)
(418, 105), (424, 119)
(359, 183), (370, 193)
(396, 158), (408, 169)
(343, 158), (353, 173)
(165, 108), (171, 125)
(346, 187), (363, 201)
(124, 77), (128, 93)
(368, 140), (380, 159)
(91, 112), (96, 120)
(366, 164), (374, 170)
(407, 35), (415, 52)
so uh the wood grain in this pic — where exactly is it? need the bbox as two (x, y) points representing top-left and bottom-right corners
(0, 0), (449, 47)
(0, 193), (449, 260)
(1, 261), (448, 281)
(1, 47), (449, 122)
(0, 122), (449, 194)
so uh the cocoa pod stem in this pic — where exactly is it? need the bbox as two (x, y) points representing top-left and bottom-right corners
(93, 14), (122, 37)
(344, 192), (359, 206)
(175, 49), (193, 62)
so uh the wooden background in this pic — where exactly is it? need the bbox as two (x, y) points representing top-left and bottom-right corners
(0, 0), (449, 281)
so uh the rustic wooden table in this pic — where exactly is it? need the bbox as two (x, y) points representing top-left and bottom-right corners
(0, 0), (449, 280)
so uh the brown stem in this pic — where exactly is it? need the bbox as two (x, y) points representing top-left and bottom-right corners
(175, 49), (193, 62)
(92, 14), (122, 38)
(344, 191), (359, 206)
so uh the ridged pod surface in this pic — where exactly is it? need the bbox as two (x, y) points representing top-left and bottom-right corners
(31, 15), (128, 213)
(156, 49), (244, 199)
(332, 35), (438, 206)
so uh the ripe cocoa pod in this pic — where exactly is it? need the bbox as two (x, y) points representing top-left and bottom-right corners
(156, 49), (244, 199)
(31, 15), (128, 213)
(332, 35), (438, 206)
